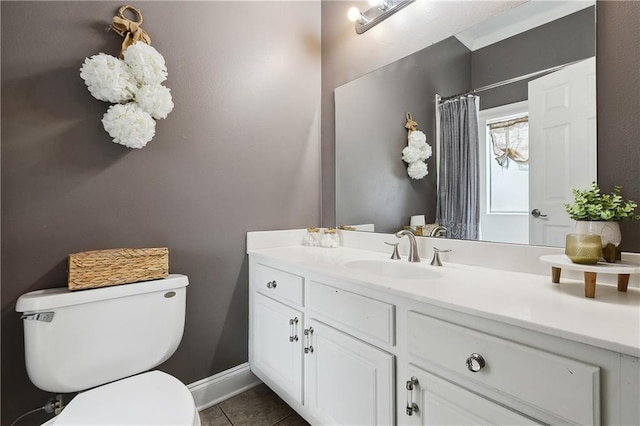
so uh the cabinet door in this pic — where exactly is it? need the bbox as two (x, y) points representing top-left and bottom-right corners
(304, 320), (394, 426)
(403, 364), (540, 426)
(252, 293), (303, 404)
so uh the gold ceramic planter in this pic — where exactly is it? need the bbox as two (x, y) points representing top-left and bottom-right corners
(565, 234), (603, 264)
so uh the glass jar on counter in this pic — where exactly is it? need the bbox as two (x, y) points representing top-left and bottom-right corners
(303, 227), (321, 246)
(321, 228), (340, 248)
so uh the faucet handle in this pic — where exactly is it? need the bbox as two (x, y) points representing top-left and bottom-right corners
(433, 247), (451, 253)
(384, 242), (401, 260)
(430, 247), (451, 266)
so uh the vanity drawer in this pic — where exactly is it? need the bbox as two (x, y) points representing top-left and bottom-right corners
(308, 280), (394, 346)
(254, 263), (304, 307)
(407, 311), (600, 425)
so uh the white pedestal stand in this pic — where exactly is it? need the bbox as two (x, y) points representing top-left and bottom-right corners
(540, 255), (640, 298)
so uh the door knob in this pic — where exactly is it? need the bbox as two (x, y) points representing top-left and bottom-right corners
(530, 209), (548, 218)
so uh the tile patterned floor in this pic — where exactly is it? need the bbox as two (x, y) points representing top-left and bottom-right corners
(199, 384), (310, 426)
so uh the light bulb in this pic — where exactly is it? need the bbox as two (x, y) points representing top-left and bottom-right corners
(347, 7), (361, 22)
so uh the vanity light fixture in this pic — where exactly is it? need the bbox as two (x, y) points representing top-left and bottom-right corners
(347, 0), (415, 34)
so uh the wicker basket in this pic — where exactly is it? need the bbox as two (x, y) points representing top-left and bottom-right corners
(68, 247), (169, 291)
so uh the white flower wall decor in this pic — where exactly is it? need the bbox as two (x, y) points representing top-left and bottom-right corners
(402, 113), (432, 179)
(79, 5), (173, 149)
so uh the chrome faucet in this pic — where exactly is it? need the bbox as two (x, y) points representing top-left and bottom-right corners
(395, 230), (420, 263)
(430, 225), (447, 238)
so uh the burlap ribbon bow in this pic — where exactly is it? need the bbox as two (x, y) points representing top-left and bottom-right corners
(405, 112), (419, 132)
(110, 5), (151, 57)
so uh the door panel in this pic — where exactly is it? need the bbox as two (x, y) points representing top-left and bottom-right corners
(252, 293), (303, 403)
(528, 57), (596, 246)
(304, 320), (394, 426)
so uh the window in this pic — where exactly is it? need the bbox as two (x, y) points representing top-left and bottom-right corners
(478, 101), (529, 244)
(486, 113), (529, 213)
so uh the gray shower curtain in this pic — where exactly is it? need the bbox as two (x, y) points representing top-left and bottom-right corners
(436, 95), (480, 240)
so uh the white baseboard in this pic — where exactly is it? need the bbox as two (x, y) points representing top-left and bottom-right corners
(188, 363), (262, 411)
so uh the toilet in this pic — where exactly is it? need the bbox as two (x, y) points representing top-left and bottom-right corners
(16, 274), (200, 425)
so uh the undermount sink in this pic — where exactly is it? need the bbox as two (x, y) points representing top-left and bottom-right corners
(344, 259), (442, 280)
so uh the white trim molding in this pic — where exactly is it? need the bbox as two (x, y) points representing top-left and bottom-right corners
(188, 363), (262, 411)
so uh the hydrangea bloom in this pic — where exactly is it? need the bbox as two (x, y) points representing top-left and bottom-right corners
(402, 146), (422, 163)
(407, 161), (428, 180)
(408, 130), (427, 147)
(81, 41), (173, 149)
(123, 42), (168, 86)
(136, 85), (174, 119)
(403, 130), (432, 179)
(102, 103), (156, 149)
(419, 143), (433, 161)
(80, 53), (136, 103)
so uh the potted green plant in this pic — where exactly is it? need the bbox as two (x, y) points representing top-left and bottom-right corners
(564, 182), (639, 261)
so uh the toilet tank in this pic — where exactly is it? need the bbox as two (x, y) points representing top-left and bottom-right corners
(16, 274), (188, 393)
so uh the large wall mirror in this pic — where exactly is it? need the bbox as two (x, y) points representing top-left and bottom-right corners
(335, 1), (596, 248)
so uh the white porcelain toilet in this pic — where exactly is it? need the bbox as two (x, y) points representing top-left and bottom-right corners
(16, 274), (200, 425)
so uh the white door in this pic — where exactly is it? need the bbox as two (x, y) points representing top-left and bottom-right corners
(528, 57), (596, 246)
(252, 293), (303, 403)
(403, 364), (540, 425)
(304, 320), (394, 426)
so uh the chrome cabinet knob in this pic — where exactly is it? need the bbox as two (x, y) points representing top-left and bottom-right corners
(266, 280), (277, 289)
(466, 353), (486, 372)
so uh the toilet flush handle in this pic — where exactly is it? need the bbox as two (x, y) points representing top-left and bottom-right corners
(21, 312), (55, 322)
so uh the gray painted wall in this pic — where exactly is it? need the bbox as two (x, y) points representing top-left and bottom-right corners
(597, 1), (640, 252)
(1, 2), (320, 424)
(335, 38), (470, 233)
(322, 1), (640, 252)
(473, 6), (595, 110)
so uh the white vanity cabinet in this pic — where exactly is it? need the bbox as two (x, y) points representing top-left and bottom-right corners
(249, 260), (395, 425)
(248, 252), (639, 426)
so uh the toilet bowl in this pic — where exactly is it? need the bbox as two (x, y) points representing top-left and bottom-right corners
(17, 275), (199, 425)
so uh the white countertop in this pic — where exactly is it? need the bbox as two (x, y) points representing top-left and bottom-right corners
(248, 245), (640, 357)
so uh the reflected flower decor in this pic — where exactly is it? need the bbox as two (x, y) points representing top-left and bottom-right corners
(79, 6), (173, 149)
(402, 113), (432, 179)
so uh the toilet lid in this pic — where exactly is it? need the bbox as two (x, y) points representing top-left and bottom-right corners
(53, 371), (197, 425)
